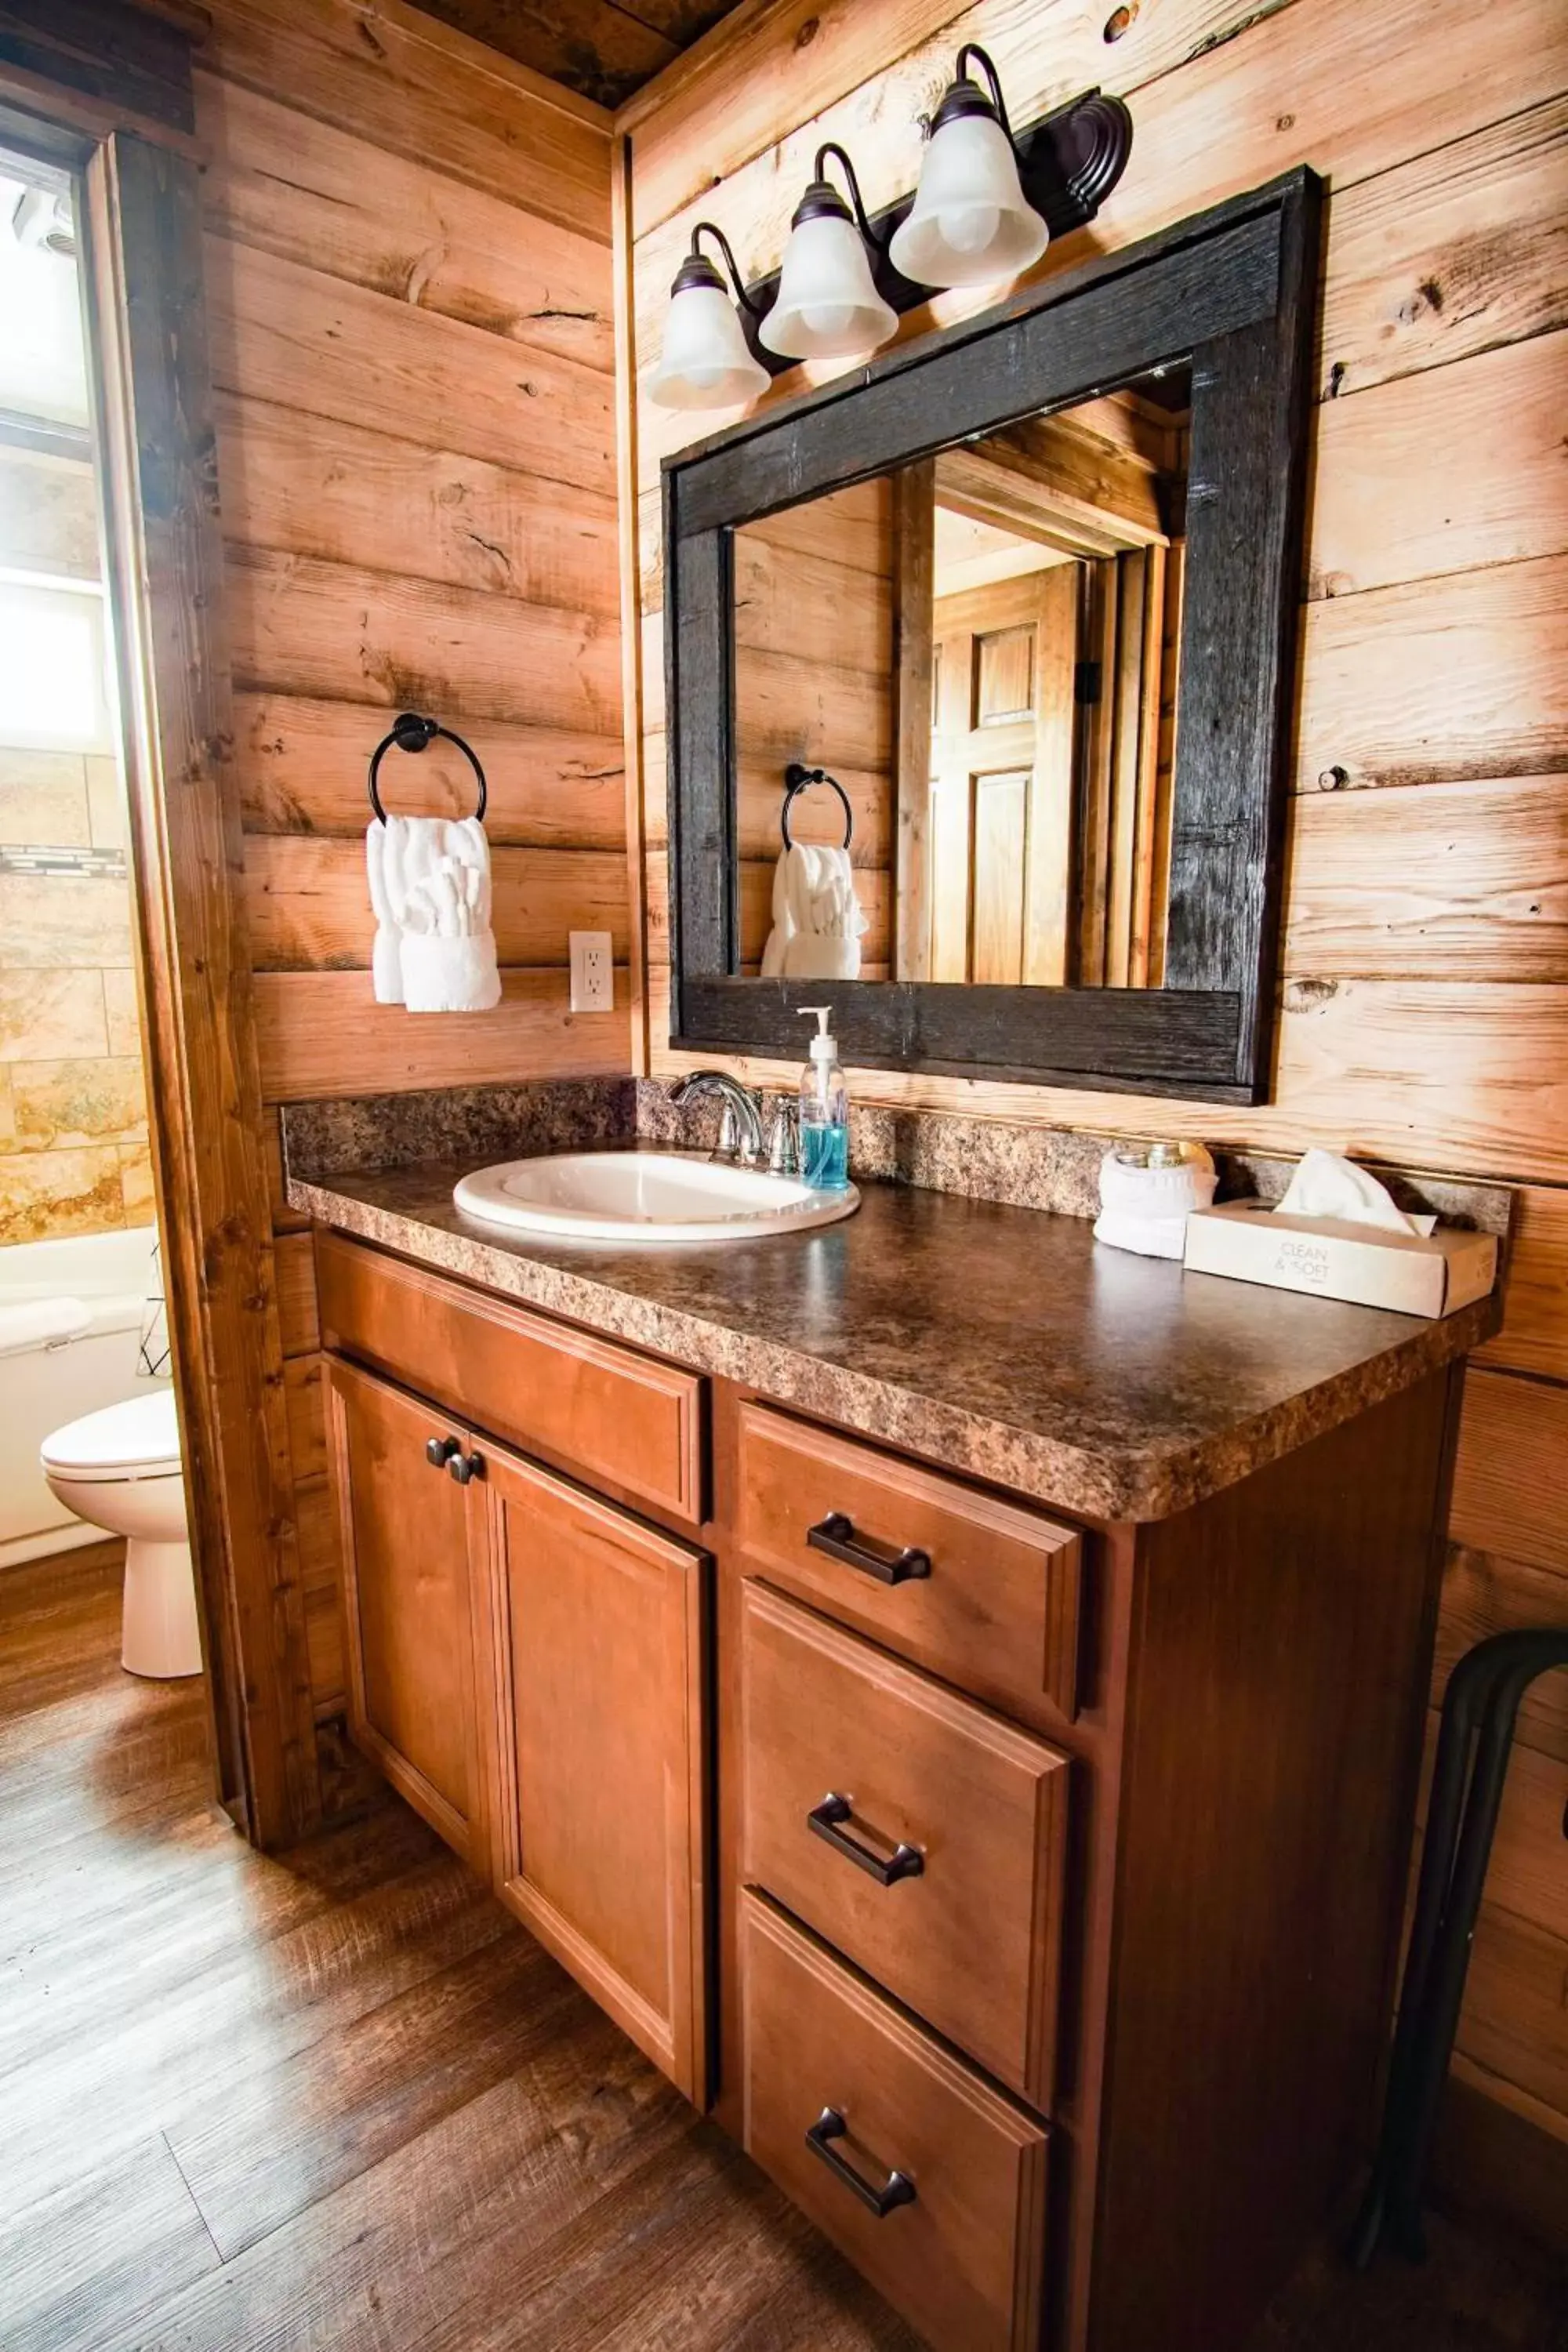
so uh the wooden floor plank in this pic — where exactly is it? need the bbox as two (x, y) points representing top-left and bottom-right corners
(0, 2132), (220, 2352)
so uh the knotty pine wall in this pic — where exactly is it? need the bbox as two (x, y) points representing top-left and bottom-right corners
(193, 0), (632, 1717)
(620, 0), (1568, 2180)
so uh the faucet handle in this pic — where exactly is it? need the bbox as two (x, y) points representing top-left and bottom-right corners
(714, 1098), (743, 1161)
(768, 1098), (800, 1177)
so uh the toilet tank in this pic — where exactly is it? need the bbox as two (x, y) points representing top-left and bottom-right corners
(0, 1226), (165, 1567)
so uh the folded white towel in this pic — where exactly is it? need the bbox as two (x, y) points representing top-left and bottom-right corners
(365, 815), (500, 1012)
(760, 844), (868, 980)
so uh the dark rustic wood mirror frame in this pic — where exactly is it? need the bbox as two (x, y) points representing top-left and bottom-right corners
(663, 169), (1321, 1102)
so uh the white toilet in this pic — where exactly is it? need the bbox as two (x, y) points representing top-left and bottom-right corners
(40, 1388), (201, 1679)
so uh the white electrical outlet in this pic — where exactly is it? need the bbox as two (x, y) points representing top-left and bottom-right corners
(568, 930), (614, 1013)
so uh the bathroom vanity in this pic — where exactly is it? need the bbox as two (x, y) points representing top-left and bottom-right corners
(293, 1138), (1500, 2352)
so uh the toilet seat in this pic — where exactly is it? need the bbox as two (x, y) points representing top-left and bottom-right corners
(40, 1388), (180, 1484)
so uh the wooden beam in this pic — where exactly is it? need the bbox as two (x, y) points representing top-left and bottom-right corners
(241, 838), (630, 971)
(1283, 775), (1568, 981)
(234, 693), (625, 849)
(201, 0), (614, 236)
(90, 126), (319, 1843)
(1451, 1367), (1568, 1575)
(1293, 554), (1568, 792)
(205, 238), (615, 497)
(194, 71), (615, 375)
(253, 967), (628, 1100)
(1308, 332), (1568, 599)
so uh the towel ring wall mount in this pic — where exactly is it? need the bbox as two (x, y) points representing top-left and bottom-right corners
(782, 762), (854, 852)
(368, 711), (488, 825)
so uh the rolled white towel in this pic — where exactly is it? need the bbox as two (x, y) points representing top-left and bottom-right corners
(367, 815), (500, 1012)
(761, 843), (867, 979)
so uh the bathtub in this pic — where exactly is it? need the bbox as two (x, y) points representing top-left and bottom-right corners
(0, 1225), (168, 1569)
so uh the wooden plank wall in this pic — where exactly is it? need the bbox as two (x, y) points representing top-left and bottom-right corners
(195, 0), (631, 1719)
(620, 0), (1568, 2183)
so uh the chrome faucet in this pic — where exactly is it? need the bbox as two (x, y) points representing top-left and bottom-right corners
(668, 1071), (767, 1167)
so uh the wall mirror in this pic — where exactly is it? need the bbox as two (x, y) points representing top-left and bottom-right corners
(664, 170), (1320, 1102)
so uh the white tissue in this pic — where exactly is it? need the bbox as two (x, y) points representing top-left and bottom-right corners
(1274, 1148), (1436, 1237)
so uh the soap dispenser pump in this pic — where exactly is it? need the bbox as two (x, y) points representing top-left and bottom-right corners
(797, 1005), (851, 1191)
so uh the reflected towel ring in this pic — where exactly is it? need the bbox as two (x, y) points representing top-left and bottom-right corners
(782, 762), (853, 852)
(368, 711), (488, 824)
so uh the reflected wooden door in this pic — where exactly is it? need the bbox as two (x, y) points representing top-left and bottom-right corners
(928, 565), (1079, 985)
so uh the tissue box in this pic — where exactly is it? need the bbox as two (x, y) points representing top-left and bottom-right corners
(1182, 1201), (1497, 1318)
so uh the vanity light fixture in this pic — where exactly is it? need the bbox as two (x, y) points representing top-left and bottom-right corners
(888, 44), (1050, 289)
(648, 221), (770, 412)
(760, 143), (898, 363)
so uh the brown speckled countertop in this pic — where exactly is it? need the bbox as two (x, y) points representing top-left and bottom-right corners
(287, 1152), (1501, 1523)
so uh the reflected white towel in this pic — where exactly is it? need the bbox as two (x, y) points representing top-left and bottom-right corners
(760, 844), (868, 981)
(365, 815), (501, 1012)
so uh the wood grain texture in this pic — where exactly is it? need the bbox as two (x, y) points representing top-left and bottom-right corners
(481, 1442), (709, 2099)
(223, 546), (622, 736)
(1317, 96), (1568, 399)
(1450, 1367), (1568, 1576)
(205, 235), (615, 495)
(1284, 775), (1568, 981)
(735, 1400), (1082, 1732)
(740, 1889), (1050, 2352)
(1478, 1186), (1568, 1382)
(1308, 333), (1568, 600)
(89, 123), (321, 1848)
(315, 1229), (705, 1523)
(739, 1579), (1070, 2110)
(214, 394), (621, 615)
(253, 968), (626, 1101)
(327, 1356), (490, 1869)
(242, 837), (630, 971)
(195, 70), (615, 372)
(201, 0), (616, 238)
(234, 692), (625, 848)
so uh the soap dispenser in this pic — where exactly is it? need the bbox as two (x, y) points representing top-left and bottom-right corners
(797, 1005), (851, 1191)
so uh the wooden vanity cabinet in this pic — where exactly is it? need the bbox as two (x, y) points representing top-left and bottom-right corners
(318, 1228), (1469, 2352)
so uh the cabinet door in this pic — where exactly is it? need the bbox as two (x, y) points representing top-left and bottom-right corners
(325, 1356), (488, 1870)
(478, 1442), (709, 2103)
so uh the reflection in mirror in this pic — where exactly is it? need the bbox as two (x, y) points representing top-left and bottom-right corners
(731, 363), (1190, 989)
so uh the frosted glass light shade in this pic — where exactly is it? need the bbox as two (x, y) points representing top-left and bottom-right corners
(648, 280), (769, 412)
(888, 111), (1048, 289)
(761, 213), (898, 361)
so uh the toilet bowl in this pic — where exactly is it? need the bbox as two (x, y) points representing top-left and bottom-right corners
(41, 1388), (201, 1679)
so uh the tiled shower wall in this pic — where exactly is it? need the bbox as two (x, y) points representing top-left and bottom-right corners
(0, 746), (150, 1245)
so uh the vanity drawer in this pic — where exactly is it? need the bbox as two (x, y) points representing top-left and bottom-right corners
(740, 1580), (1069, 2108)
(736, 1401), (1082, 1729)
(740, 1890), (1050, 2352)
(315, 1229), (704, 1522)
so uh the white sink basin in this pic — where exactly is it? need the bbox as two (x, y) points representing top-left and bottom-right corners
(452, 1150), (859, 1244)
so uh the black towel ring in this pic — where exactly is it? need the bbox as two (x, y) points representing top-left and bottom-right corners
(782, 762), (853, 852)
(368, 711), (488, 825)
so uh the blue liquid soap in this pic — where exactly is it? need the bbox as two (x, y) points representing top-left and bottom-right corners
(797, 1004), (851, 1192)
(801, 1117), (849, 1191)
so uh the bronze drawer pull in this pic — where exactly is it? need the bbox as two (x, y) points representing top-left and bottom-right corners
(425, 1435), (459, 1468)
(808, 1792), (924, 1886)
(807, 1510), (931, 1586)
(805, 2107), (916, 2217)
(447, 1449), (485, 1485)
